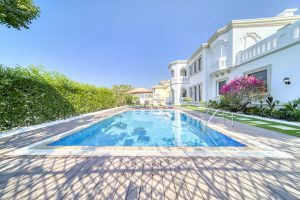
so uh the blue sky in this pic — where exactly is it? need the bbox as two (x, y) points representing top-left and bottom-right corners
(1, 0), (299, 88)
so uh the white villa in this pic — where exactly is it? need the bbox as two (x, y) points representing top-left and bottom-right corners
(169, 9), (300, 105)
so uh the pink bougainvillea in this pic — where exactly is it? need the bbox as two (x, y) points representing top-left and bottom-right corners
(219, 75), (266, 111)
(220, 75), (266, 95)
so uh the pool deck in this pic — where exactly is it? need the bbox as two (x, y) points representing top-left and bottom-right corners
(0, 107), (299, 199)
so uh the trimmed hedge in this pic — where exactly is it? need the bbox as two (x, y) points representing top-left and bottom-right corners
(0, 65), (117, 131)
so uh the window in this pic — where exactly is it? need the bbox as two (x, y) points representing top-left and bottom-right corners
(189, 66), (192, 76)
(180, 68), (187, 76)
(189, 88), (193, 98)
(217, 80), (227, 95)
(194, 86), (197, 101)
(181, 89), (187, 97)
(198, 57), (202, 71)
(171, 70), (174, 77)
(248, 69), (268, 84)
(194, 62), (197, 73)
(247, 69), (268, 92)
(198, 85), (201, 101)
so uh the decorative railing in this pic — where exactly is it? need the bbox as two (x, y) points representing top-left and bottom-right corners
(210, 57), (228, 73)
(235, 20), (300, 65)
(171, 76), (189, 84)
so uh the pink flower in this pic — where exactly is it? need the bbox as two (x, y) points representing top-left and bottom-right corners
(220, 75), (266, 95)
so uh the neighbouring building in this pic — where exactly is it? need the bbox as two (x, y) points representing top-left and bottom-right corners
(152, 80), (171, 105)
(128, 87), (153, 104)
(169, 9), (300, 105)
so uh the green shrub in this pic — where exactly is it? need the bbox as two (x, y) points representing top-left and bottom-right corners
(208, 100), (219, 109)
(183, 97), (192, 104)
(0, 65), (117, 131)
(244, 106), (262, 115)
(207, 95), (300, 121)
(273, 109), (300, 121)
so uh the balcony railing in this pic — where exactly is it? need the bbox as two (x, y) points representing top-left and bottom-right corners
(235, 20), (300, 65)
(210, 57), (228, 73)
(171, 76), (189, 84)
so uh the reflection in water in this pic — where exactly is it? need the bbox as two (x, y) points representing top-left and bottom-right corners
(123, 139), (134, 146)
(132, 127), (150, 144)
(48, 110), (245, 147)
(114, 122), (127, 129)
(172, 111), (184, 146)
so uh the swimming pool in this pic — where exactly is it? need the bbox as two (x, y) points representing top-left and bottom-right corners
(48, 110), (245, 147)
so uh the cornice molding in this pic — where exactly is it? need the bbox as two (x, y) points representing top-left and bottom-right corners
(168, 60), (189, 69)
(189, 15), (300, 61)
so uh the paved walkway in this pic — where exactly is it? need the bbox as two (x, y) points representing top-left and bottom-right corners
(0, 107), (299, 199)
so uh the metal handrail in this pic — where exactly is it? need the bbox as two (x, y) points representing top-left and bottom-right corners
(204, 108), (235, 130)
(202, 107), (213, 121)
(205, 109), (220, 128)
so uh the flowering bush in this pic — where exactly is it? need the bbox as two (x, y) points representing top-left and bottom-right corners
(220, 75), (266, 112)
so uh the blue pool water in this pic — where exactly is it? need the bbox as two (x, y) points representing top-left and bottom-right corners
(48, 110), (245, 147)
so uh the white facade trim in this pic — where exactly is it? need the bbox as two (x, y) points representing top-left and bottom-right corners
(170, 9), (300, 105)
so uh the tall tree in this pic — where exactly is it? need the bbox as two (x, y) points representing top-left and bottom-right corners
(112, 84), (134, 106)
(0, 0), (40, 30)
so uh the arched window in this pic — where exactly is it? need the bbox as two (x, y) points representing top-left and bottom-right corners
(242, 33), (261, 49)
(180, 68), (187, 77)
(181, 88), (187, 97)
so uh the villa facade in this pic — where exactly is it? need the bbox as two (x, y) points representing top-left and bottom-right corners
(152, 80), (171, 105)
(169, 9), (300, 105)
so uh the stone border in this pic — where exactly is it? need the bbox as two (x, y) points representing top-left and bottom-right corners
(0, 106), (127, 139)
(6, 109), (294, 159)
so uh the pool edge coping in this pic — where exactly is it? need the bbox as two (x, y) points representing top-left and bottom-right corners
(5, 108), (295, 159)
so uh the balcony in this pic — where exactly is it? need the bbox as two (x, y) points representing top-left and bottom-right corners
(210, 57), (228, 73)
(235, 20), (300, 66)
(171, 76), (189, 84)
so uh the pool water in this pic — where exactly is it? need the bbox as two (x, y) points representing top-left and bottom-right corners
(48, 110), (245, 147)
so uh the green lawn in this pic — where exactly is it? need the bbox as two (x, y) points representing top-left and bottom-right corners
(182, 105), (300, 137)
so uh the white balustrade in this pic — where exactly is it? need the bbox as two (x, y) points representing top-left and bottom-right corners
(210, 57), (228, 73)
(171, 76), (189, 84)
(236, 20), (300, 65)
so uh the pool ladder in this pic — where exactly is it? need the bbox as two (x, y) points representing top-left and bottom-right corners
(203, 108), (235, 132)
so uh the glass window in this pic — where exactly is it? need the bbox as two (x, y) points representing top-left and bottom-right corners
(189, 66), (192, 76)
(181, 89), (187, 97)
(198, 85), (201, 101)
(171, 70), (174, 77)
(194, 86), (197, 101)
(194, 62), (197, 73)
(217, 80), (227, 95)
(248, 69), (267, 83)
(198, 57), (201, 71)
(180, 68), (187, 76)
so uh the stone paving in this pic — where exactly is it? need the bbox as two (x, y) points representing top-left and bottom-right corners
(0, 107), (299, 199)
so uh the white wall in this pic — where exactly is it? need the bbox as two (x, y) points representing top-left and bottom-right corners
(168, 12), (300, 105)
(169, 62), (189, 105)
(229, 42), (300, 102)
